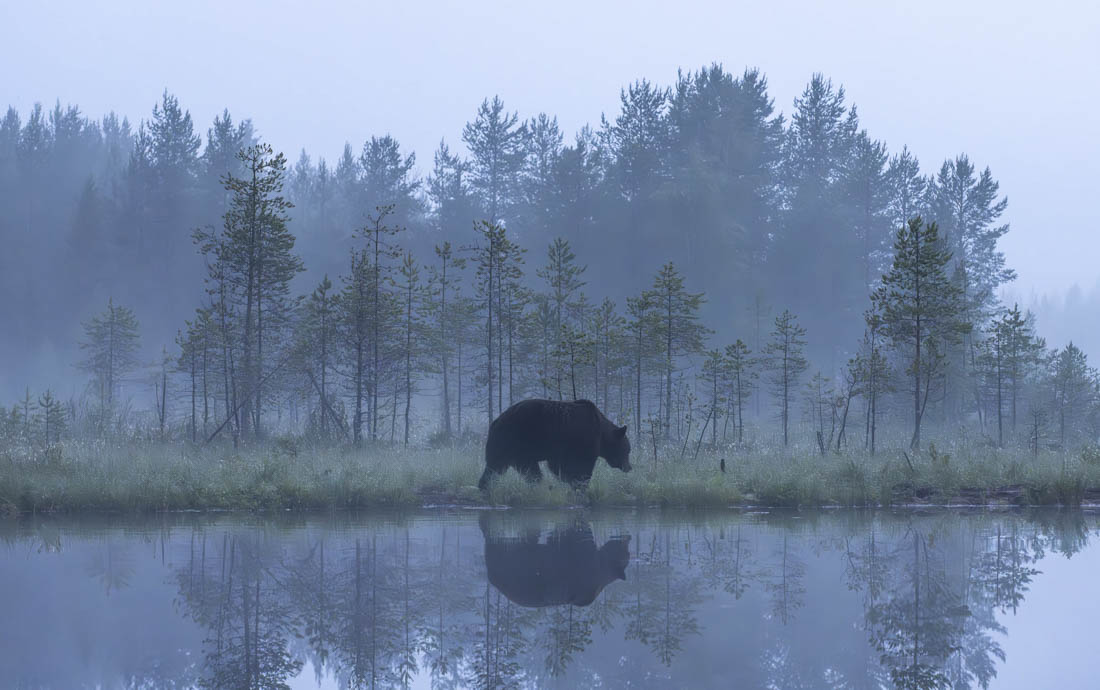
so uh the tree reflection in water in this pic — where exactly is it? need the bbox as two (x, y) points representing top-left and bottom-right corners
(0, 510), (1088, 689)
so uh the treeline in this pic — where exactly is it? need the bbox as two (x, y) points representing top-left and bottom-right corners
(1, 65), (1096, 452)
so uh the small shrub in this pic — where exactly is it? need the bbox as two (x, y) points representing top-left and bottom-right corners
(1080, 446), (1100, 466)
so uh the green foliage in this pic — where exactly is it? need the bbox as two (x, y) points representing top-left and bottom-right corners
(193, 143), (304, 441)
(874, 217), (967, 449)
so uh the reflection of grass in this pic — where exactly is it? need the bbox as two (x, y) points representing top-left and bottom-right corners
(3, 439), (1100, 513)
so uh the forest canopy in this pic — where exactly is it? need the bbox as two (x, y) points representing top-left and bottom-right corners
(1, 65), (1095, 455)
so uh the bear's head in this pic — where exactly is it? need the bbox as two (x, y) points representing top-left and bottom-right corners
(603, 425), (632, 472)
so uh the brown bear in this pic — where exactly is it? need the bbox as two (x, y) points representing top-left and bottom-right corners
(477, 398), (631, 491)
(480, 513), (630, 607)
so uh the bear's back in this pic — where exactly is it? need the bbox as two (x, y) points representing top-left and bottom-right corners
(491, 399), (600, 445)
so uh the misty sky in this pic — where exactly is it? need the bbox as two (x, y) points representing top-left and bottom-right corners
(3, 0), (1097, 301)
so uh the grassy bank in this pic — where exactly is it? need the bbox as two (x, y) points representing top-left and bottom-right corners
(3, 438), (1100, 514)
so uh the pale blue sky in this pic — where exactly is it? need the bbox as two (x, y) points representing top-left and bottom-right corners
(3, 0), (1097, 299)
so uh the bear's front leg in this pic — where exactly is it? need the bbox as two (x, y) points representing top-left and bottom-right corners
(478, 466), (504, 491)
(517, 462), (543, 483)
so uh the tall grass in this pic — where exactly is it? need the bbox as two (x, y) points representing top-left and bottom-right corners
(2, 436), (1100, 513)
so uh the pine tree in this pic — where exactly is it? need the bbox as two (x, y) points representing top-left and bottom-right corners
(553, 126), (604, 238)
(773, 75), (861, 360)
(647, 262), (708, 440)
(146, 92), (201, 296)
(449, 292), (479, 437)
(590, 298), (626, 412)
(176, 309), (214, 443)
(723, 340), (756, 444)
(78, 297), (141, 410)
(699, 350), (725, 447)
(193, 143), (303, 440)
(803, 372), (837, 454)
(553, 323), (593, 401)
(855, 309), (892, 455)
(353, 205), (403, 441)
(666, 66), (784, 291)
(202, 109), (253, 217)
(537, 237), (587, 399)
(470, 220), (507, 422)
(1046, 343), (1098, 448)
(338, 250), (372, 446)
(626, 293), (657, 434)
(931, 156), (1013, 427)
(842, 130), (891, 292)
(425, 242), (467, 438)
(835, 357), (861, 452)
(16, 104), (51, 236)
(462, 97), (526, 224)
(873, 217), (967, 450)
(930, 155), (1013, 321)
(521, 113), (564, 240)
(153, 345), (170, 438)
(359, 135), (420, 229)
(427, 140), (479, 236)
(333, 142), (361, 230)
(67, 177), (107, 290)
(763, 310), (808, 446)
(992, 304), (1043, 440)
(605, 79), (670, 203)
(35, 389), (66, 444)
(886, 147), (926, 231)
(298, 276), (341, 439)
(19, 388), (35, 441)
(497, 237), (528, 408)
(396, 251), (422, 447)
(537, 237), (587, 338)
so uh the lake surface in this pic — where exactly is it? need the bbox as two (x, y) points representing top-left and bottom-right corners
(1, 508), (1096, 689)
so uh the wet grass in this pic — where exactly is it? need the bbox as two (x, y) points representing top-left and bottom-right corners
(2, 437), (1100, 514)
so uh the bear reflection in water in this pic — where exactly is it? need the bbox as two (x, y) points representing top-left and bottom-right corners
(480, 513), (630, 607)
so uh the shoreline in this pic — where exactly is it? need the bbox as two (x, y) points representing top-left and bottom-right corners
(6, 440), (1100, 516)
(7, 488), (1100, 517)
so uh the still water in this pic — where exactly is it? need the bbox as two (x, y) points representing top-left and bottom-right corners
(1, 509), (1096, 689)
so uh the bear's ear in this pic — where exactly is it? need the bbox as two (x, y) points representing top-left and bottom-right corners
(616, 424), (628, 439)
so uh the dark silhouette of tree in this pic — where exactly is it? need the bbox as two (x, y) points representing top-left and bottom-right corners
(296, 276), (343, 440)
(425, 242), (467, 439)
(874, 217), (967, 450)
(647, 262), (708, 440)
(193, 143), (303, 440)
(763, 310), (808, 446)
(723, 339), (756, 444)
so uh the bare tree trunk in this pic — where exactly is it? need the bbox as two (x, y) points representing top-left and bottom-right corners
(190, 344), (197, 443)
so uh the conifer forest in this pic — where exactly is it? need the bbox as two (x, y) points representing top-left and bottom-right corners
(1, 66), (1099, 509)
(6, 4), (1100, 688)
